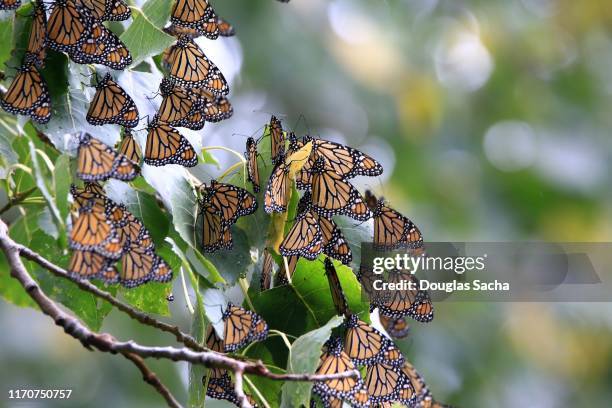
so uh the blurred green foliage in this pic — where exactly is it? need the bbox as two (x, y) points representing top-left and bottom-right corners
(1, 0), (612, 407)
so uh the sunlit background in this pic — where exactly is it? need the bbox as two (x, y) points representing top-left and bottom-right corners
(2, 0), (612, 407)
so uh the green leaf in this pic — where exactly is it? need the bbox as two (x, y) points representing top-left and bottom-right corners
(280, 315), (344, 408)
(141, 0), (172, 28)
(120, 7), (175, 67)
(53, 154), (71, 223)
(252, 258), (368, 338)
(27, 139), (65, 240)
(0, 251), (38, 309)
(0, 17), (13, 68)
(121, 281), (172, 316)
(142, 166), (197, 247)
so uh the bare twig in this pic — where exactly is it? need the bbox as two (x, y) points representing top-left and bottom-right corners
(123, 352), (182, 408)
(0, 220), (360, 408)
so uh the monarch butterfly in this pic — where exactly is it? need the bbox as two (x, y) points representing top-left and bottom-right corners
(222, 303), (269, 353)
(364, 190), (423, 250)
(70, 183), (129, 228)
(87, 73), (139, 127)
(279, 193), (323, 260)
(197, 90), (233, 122)
(0, 54), (51, 124)
(292, 135), (383, 190)
(245, 137), (260, 193)
(167, 35), (229, 94)
(269, 115), (285, 165)
(76, 133), (139, 182)
(312, 337), (364, 404)
(364, 362), (415, 405)
(217, 17), (235, 37)
(201, 180), (258, 226)
(170, 0), (219, 40)
(157, 78), (205, 130)
(71, 183), (151, 251)
(68, 249), (116, 281)
(344, 314), (404, 367)
(69, 199), (123, 259)
(145, 119), (198, 167)
(380, 314), (410, 339)
(260, 248), (274, 291)
(324, 258), (349, 317)
(119, 243), (173, 288)
(27, 1), (47, 67)
(0, 0), (20, 10)
(118, 129), (142, 164)
(47, 0), (93, 53)
(310, 157), (371, 221)
(366, 270), (434, 322)
(316, 210), (352, 266)
(264, 152), (293, 214)
(78, 0), (131, 21)
(199, 201), (228, 252)
(69, 21), (132, 69)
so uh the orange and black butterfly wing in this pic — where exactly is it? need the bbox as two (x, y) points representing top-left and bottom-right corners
(260, 248), (274, 291)
(217, 17), (235, 37)
(87, 73), (139, 127)
(264, 157), (290, 213)
(307, 137), (383, 179)
(79, 0), (131, 21)
(77, 133), (139, 181)
(118, 129), (142, 164)
(245, 137), (261, 193)
(199, 200), (224, 252)
(0, 0), (20, 10)
(222, 303), (254, 352)
(27, 1), (47, 67)
(0, 56), (51, 124)
(365, 362), (413, 405)
(120, 244), (172, 288)
(170, 0), (219, 39)
(269, 115), (285, 165)
(313, 337), (362, 401)
(279, 193), (322, 260)
(317, 214), (352, 265)
(204, 180), (257, 226)
(372, 271), (434, 322)
(47, 0), (93, 53)
(70, 22), (132, 70)
(324, 258), (349, 317)
(68, 249), (118, 283)
(380, 314), (410, 339)
(168, 36), (228, 94)
(310, 157), (371, 221)
(145, 120), (198, 167)
(198, 91), (233, 122)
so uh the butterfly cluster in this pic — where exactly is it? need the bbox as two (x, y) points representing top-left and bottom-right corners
(309, 312), (450, 408)
(68, 133), (173, 287)
(204, 303), (268, 406)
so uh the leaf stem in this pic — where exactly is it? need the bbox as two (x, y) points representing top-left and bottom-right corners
(180, 267), (195, 315)
(243, 375), (271, 408)
(0, 186), (37, 215)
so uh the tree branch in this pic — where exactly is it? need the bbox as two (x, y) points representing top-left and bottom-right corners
(0, 220), (360, 408)
(123, 352), (182, 408)
(16, 241), (206, 352)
